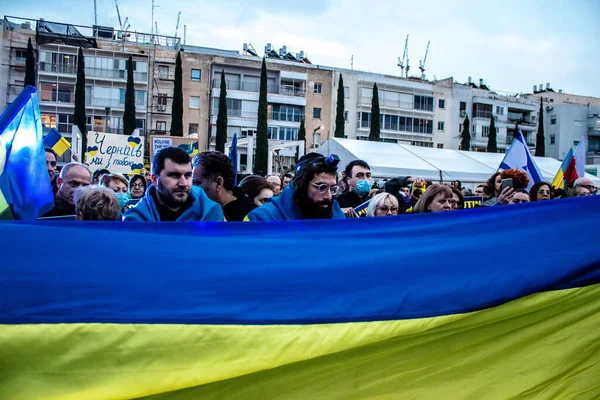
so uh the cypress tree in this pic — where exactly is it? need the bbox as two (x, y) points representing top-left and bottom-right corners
(535, 97), (545, 156)
(24, 38), (35, 88)
(254, 57), (269, 176)
(170, 51), (183, 137)
(74, 47), (87, 159)
(369, 83), (380, 142)
(215, 70), (228, 153)
(460, 115), (471, 151)
(296, 118), (306, 164)
(123, 55), (136, 135)
(487, 115), (497, 153)
(334, 74), (345, 138)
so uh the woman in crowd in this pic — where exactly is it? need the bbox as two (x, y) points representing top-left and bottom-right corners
(92, 169), (111, 185)
(367, 192), (399, 217)
(508, 189), (530, 204)
(101, 174), (130, 210)
(239, 176), (274, 207)
(74, 186), (121, 221)
(568, 185), (592, 197)
(449, 186), (464, 210)
(129, 174), (148, 199)
(412, 184), (454, 213)
(530, 182), (552, 201)
(482, 172), (502, 206)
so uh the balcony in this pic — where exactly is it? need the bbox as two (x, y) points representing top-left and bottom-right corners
(211, 79), (305, 97)
(473, 110), (493, 119)
(38, 62), (147, 82)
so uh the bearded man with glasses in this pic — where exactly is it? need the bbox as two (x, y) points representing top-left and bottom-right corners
(245, 153), (346, 221)
(41, 162), (92, 218)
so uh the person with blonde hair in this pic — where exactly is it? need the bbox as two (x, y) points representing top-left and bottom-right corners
(367, 192), (399, 217)
(412, 184), (454, 213)
(74, 186), (121, 221)
(101, 173), (130, 209)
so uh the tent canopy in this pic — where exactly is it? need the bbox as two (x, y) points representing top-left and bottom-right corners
(316, 138), (600, 186)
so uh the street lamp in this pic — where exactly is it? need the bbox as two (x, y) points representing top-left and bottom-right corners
(104, 107), (111, 133)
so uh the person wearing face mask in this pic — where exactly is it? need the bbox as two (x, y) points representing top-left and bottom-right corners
(336, 160), (373, 210)
(101, 174), (131, 211)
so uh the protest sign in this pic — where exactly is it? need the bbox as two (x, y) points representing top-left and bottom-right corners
(85, 132), (144, 175)
(150, 136), (199, 160)
(353, 200), (370, 217)
(463, 196), (483, 209)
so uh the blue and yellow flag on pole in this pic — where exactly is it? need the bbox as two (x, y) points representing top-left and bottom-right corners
(43, 127), (71, 156)
(0, 85), (53, 219)
(1, 196), (599, 399)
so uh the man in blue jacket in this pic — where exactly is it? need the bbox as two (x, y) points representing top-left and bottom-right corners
(246, 153), (346, 221)
(124, 147), (223, 222)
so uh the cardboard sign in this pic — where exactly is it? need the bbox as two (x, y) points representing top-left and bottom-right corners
(150, 136), (200, 161)
(463, 196), (483, 209)
(152, 137), (172, 155)
(353, 200), (370, 218)
(85, 132), (145, 174)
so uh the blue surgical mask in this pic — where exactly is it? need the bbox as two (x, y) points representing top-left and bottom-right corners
(354, 179), (373, 196)
(115, 192), (130, 208)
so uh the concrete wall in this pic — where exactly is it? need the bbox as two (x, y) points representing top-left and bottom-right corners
(306, 67), (334, 149)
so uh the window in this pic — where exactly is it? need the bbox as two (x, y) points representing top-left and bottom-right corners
(437, 144), (444, 149)
(158, 65), (169, 78)
(267, 127), (278, 139)
(460, 102), (467, 112)
(189, 96), (200, 109)
(361, 112), (371, 128)
(496, 106), (504, 115)
(531, 115), (536, 122)
(188, 123), (199, 135)
(574, 141), (580, 146)
(550, 135), (556, 145)
(551, 116), (557, 125)
(482, 126), (490, 138)
(156, 121), (167, 131)
(314, 83), (322, 94)
(271, 104), (303, 122)
(344, 111), (349, 122)
(414, 95), (434, 111)
(15, 49), (27, 63)
(191, 69), (201, 82)
(344, 86), (350, 98)
(158, 94), (167, 106)
(438, 121), (445, 131)
(135, 90), (147, 107)
(438, 99), (445, 109)
(313, 107), (322, 119)
(411, 141), (433, 148)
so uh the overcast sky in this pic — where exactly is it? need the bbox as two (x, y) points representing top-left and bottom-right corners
(4, 0), (600, 96)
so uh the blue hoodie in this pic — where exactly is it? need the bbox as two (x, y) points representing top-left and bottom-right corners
(246, 183), (345, 221)
(123, 185), (224, 222)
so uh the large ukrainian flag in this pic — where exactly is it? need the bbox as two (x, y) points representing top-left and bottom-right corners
(1, 196), (599, 399)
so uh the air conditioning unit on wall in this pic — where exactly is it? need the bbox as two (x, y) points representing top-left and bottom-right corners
(157, 105), (166, 111)
(460, 110), (467, 117)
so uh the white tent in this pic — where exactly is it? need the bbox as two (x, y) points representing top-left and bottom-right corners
(316, 138), (600, 186)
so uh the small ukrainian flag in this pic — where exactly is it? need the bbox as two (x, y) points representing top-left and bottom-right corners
(43, 128), (71, 156)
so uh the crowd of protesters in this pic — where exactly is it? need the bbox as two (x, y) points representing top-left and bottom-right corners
(41, 145), (597, 222)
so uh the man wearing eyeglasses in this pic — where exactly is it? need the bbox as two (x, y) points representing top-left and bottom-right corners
(245, 153), (346, 221)
(573, 177), (597, 195)
(41, 162), (92, 218)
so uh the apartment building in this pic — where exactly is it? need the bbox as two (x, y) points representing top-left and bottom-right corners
(523, 88), (600, 169)
(440, 78), (539, 153)
(338, 70), (449, 148)
(1, 16), (179, 162)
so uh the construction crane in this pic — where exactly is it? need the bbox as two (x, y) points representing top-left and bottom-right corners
(397, 34), (409, 77)
(174, 11), (181, 38)
(419, 40), (430, 80)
